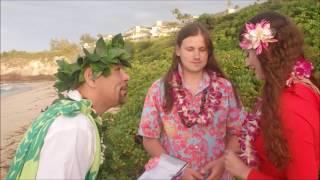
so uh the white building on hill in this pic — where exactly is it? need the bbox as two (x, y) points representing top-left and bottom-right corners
(123, 26), (152, 41)
(124, 20), (180, 41)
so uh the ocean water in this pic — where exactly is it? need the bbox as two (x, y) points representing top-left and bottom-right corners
(0, 83), (33, 97)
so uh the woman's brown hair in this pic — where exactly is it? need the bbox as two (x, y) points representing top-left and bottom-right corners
(163, 22), (239, 112)
(239, 11), (319, 169)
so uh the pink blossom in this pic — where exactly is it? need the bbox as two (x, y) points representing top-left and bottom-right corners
(240, 19), (278, 55)
(286, 58), (314, 86)
(238, 99), (262, 166)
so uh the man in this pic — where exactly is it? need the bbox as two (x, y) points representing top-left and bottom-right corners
(138, 22), (245, 180)
(7, 34), (130, 180)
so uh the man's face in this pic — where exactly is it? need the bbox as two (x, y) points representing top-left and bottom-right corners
(95, 65), (130, 108)
(176, 34), (208, 74)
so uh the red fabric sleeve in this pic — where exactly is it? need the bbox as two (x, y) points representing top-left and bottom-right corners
(281, 84), (319, 179)
(248, 169), (274, 180)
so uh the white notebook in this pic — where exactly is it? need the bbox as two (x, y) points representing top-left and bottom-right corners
(138, 154), (188, 180)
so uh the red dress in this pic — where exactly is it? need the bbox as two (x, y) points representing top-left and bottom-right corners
(248, 83), (320, 179)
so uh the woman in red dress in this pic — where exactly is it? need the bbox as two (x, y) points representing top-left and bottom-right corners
(224, 11), (319, 179)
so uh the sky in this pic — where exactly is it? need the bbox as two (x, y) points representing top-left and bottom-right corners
(1, 0), (260, 52)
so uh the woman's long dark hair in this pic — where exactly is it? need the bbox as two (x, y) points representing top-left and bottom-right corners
(239, 11), (319, 169)
(163, 22), (239, 112)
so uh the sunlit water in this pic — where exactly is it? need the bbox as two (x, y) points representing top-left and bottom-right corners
(0, 83), (32, 97)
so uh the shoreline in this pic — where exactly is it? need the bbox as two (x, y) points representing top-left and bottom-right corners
(0, 74), (55, 84)
(0, 79), (54, 84)
(0, 81), (57, 178)
(1, 81), (57, 144)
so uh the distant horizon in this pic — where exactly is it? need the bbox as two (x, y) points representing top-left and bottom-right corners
(1, 0), (263, 52)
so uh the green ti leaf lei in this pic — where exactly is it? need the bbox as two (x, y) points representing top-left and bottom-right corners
(54, 34), (131, 92)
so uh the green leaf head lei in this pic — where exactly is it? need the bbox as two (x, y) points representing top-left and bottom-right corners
(54, 34), (131, 93)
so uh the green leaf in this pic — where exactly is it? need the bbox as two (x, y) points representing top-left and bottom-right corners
(119, 52), (130, 61)
(78, 69), (85, 83)
(101, 56), (118, 65)
(111, 34), (124, 48)
(83, 47), (91, 56)
(56, 59), (68, 69)
(90, 63), (104, 79)
(54, 80), (68, 92)
(56, 60), (80, 75)
(68, 63), (81, 74)
(108, 48), (126, 61)
(102, 66), (111, 77)
(93, 71), (102, 79)
(86, 53), (100, 62)
(77, 56), (85, 66)
(71, 71), (81, 89)
(95, 37), (108, 56)
(55, 72), (69, 81)
(90, 63), (103, 72)
(119, 59), (131, 68)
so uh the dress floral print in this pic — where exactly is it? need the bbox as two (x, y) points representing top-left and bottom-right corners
(138, 70), (246, 171)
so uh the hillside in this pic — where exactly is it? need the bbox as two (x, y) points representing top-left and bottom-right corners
(0, 45), (79, 80)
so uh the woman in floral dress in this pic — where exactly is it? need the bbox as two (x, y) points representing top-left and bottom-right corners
(138, 22), (246, 180)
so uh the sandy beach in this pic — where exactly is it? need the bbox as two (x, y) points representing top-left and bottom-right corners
(0, 81), (57, 178)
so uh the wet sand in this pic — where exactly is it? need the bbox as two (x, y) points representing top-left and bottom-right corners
(0, 81), (57, 178)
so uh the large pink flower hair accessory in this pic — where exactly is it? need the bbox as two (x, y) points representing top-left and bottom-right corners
(240, 19), (278, 55)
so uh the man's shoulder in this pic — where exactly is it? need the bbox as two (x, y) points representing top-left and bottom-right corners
(49, 114), (94, 134)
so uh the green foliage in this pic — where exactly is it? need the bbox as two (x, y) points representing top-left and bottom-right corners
(216, 50), (262, 108)
(54, 59), (82, 92)
(98, 1), (320, 179)
(130, 37), (175, 64)
(54, 35), (131, 92)
(197, 13), (217, 30)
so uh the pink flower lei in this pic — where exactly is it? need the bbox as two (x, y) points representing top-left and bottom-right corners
(238, 99), (262, 166)
(239, 58), (315, 166)
(172, 71), (222, 128)
(286, 58), (314, 87)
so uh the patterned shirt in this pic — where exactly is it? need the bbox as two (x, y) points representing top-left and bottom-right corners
(138, 70), (246, 171)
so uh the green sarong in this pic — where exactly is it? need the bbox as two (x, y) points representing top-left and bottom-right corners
(6, 98), (102, 180)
